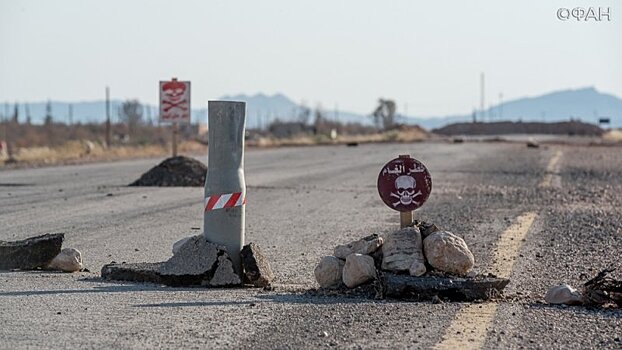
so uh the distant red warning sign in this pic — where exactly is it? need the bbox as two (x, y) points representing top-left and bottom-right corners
(377, 155), (432, 212)
(159, 79), (190, 123)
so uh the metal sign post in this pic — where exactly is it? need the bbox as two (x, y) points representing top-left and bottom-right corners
(172, 122), (178, 157)
(159, 78), (191, 157)
(204, 101), (246, 274)
(377, 154), (432, 228)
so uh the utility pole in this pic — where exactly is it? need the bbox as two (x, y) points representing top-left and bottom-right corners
(105, 86), (111, 147)
(12, 103), (19, 123)
(68, 104), (73, 125)
(25, 103), (31, 124)
(480, 72), (485, 122)
(498, 93), (503, 120)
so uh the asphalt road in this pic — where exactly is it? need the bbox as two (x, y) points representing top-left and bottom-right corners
(1, 141), (621, 349)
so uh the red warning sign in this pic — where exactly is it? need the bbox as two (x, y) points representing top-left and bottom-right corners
(377, 155), (432, 212)
(159, 79), (190, 123)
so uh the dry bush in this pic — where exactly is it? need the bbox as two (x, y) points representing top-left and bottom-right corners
(603, 129), (622, 142)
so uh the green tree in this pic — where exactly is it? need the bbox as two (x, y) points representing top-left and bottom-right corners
(372, 98), (396, 130)
(119, 100), (144, 138)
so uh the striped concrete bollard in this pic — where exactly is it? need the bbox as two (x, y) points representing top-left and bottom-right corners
(204, 101), (246, 274)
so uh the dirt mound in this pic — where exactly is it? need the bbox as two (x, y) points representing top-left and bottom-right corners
(129, 156), (206, 187)
(434, 121), (603, 136)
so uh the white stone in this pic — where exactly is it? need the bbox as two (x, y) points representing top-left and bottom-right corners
(545, 284), (583, 305)
(423, 231), (474, 276)
(46, 248), (82, 272)
(334, 234), (383, 259)
(342, 254), (376, 288)
(381, 227), (426, 274)
(314, 256), (345, 289)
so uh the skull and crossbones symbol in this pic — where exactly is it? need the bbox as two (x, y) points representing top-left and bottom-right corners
(390, 175), (422, 207)
(162, 81), (189, 112)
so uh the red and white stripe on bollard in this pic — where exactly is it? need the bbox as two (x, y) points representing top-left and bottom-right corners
(204, 192), (246, 211)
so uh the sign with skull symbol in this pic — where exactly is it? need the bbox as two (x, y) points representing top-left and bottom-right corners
(377, 155), (432, 212)
(159, 79), (191, 123)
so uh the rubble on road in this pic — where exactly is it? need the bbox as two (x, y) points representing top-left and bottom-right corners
(102, 236), (276, 289)
(383, 273), (508, 301)
(46, 248), (83, 272)
(241, 243), (275, 287)
(342, 254), (376, 288)
(160, 235), (225, 277)
(545, 284), (583, 305)
(172, 235), (195, 255)
(334, 234), (383, 259)
(381, 227), (425, 273)
(315, 256), (345, 289)
(102, 235), (241, 287)
(0, 233), (64, 270)
(583, 269), (622, 308)
(129, 156), (206, 187)
(545, 269), (622, 308)
(209, 255), (242, 287)
(423, 231), (474, 276)
(101, 262), (166, 284)
(312, 221), (502, 301)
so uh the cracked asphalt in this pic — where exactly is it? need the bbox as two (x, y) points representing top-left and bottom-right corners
(0, 141), (620, 349)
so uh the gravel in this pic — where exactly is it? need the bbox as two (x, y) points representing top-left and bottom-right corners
(1, 142), (621, 349)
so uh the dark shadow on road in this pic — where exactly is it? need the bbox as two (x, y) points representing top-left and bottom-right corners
(0, 183), (35, 187)
(132, 292), (383, 308)
(0, 277), (207, 296)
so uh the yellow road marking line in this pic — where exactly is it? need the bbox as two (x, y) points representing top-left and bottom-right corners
(539, 150), (563, 188)
(433, 303), (498, 350)
(490, 212), (537, 279)
(433, 212), (537, 350)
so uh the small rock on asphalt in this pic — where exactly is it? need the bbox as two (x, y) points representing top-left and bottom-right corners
(423, 231), (474, 276)
(545, 284), (583, 305)
(342, 254), (377, 288)
(314, 256), (345, 289)
(241, 242), (275, 287)
(46, 248), (83, 272)
(526, 140), (540, 148)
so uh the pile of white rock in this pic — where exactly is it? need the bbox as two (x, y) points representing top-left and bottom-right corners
(314, 223), (475, 289)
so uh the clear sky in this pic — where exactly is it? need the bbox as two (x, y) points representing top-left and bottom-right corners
(0, 0), (620, 116)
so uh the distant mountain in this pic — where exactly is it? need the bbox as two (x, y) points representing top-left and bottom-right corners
(219, 93), (372, 128)
(2, 87), (621, 129)
(403, 87), (622, 128)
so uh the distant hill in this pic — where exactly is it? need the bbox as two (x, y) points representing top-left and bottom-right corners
(404, 87), (622, 128)
(220, 93), (373, 128)
(1, 87), (621, 129)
